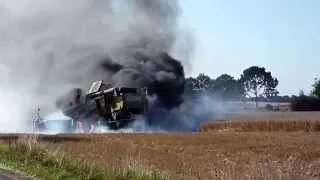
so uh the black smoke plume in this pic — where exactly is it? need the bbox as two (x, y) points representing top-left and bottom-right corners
(0, 0), (194, 132)
(97, 51), (185, 109)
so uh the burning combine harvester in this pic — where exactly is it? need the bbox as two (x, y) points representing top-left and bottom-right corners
(34, 80), (150, 133)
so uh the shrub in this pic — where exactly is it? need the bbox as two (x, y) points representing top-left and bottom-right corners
(291, 95), (320, 111)
(265, 104), (273, 111)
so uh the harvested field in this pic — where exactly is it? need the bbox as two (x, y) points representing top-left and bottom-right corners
(2, 132), (320, 179)
(1, 112), (320, 179)
(200, 111), (320, 132)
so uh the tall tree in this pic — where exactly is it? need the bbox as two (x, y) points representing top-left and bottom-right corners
(185, 73), (213, 92)
(211, 74), (244, 100)
(185, 77), (198, 93)
(240, 66), (279, 108)
(194, 73), (213, 91)
(264, 72), (279, 99)
(312, 78), (320, 98)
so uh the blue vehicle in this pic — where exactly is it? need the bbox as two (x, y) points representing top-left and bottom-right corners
(33, 110), (75, 133)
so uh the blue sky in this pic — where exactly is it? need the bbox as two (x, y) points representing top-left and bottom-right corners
(178, 0), (320, 96)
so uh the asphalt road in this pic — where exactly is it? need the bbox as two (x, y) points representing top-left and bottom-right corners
(0, 170), (13, 180)
(0, 168), (33, 180)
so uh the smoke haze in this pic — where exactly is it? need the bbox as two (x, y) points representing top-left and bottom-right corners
(0, 0), (194, 132)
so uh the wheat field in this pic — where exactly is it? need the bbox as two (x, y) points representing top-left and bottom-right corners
(1, 112), (320, 179)
(200, 111), (320, 132)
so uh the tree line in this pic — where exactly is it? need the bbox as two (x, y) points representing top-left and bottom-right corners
(185, 65), (320, 110)
(291, 78), (320, 111)
(185, 66), (279, 108)
(313, 78), (320, 98)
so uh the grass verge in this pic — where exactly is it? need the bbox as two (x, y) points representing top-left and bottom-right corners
(0, 136), (167, 180)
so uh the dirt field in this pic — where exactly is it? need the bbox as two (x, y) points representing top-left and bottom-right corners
(1, 112), (320, 180)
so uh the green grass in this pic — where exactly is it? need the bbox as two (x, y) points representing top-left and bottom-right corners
(0, 137), (168, 180)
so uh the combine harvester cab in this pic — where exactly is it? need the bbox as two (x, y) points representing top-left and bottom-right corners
(45, 80), (150, 133)
(85, 80), (150, 130)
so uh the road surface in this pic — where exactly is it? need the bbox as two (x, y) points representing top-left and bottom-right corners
(0, 174), (11, 180)
(0, 169), (14, 180)
(0, 168), (33, 180)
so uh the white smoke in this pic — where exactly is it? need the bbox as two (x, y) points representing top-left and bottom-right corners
(0, 0), (192, 132)
(0, 87), (33, 132)
(89, 94), (234, 133)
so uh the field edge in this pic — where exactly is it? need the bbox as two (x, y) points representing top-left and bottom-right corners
(0, 138), (169, 180)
